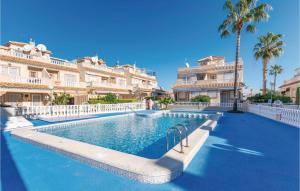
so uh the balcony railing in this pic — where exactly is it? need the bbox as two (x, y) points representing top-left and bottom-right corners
(87, 81), (130, 89)
(0, 74), (50, 85)
(174, 79), (243, 88)
(59, 81), (87, 88)
(50, 57), (77, 68)
(0, 49), (77, 69)
(178, 62), (243, 73)
(82, 62), (125, 75)
(133, 83), (154, 89)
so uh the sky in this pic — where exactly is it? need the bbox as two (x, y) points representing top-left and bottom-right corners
(1, 0), (299, 91)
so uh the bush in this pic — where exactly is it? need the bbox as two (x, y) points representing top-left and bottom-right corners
(247, 90), (292, 103)
(117, 99), (136, 103)
(88, 93), (137, 104)
(159, 96), (175, 109)
(103, 93), (118, 104)
(52, 93), (71, 105)
(191, 95), (211, 103)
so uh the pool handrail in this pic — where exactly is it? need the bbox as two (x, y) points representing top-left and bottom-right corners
(175, 124), (189, 147)
(166, 126), (183, 153)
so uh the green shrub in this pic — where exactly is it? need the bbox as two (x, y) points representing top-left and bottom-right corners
(191, 95), (211, 103)
(103, 93), (118, 104)
(247, 90), (292, 103)
(88, 93), (137, 104)
(159, 96), (175, 109)
(117, 99), (136, 103)
(52, 93), (71, 105)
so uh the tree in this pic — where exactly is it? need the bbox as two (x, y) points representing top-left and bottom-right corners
(269, 64), (283, 91)
(218, 0), (271, 111)
(254, 32), (284, 95)
(159, 96), (175, 109)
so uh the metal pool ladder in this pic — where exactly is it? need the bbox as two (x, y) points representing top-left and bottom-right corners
(166, 124), (189, 153)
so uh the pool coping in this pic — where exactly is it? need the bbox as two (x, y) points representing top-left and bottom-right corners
(11, 113), (220, 184)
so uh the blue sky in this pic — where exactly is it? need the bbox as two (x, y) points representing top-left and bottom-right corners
(1, 0), (299, 90)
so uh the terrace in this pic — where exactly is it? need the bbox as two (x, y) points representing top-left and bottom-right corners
(1, 109), (299, 191)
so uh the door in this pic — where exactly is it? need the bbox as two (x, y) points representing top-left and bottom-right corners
(32, 94), (41, 106)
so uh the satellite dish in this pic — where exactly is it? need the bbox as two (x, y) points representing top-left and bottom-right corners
(23, 44), (33, 52)
(91, 56), (98, 63)
(185, 62), (190, 68)
(37, 44), (47, 52)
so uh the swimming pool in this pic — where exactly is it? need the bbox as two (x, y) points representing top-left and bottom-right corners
(12, 111), (218, 183)
(38, 114), (206, 159)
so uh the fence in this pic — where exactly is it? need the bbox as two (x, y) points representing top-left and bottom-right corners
(173, 102), (245, 110)
(21, 102), (146, 118)
(247, 104), (300, 127)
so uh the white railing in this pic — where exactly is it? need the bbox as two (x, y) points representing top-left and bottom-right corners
(60, 81), (87, 88)
(247, 104), (300, 128)
(88, 81), (129, 89)
(21, 102), (146, 118)
(0, 74), (50, 85)
(174, 102), (244, 109)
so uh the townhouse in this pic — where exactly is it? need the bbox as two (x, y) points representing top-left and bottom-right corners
(173, 56), (244, 103)
(0, 40), (157, 107)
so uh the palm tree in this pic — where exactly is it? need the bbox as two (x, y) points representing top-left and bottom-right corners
(218, 0), (271, 111)
(254, 32), (284, 95)
(269, 64), (283, 91)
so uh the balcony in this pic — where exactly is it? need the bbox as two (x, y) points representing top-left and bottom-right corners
(177, 62), (243, 74)
(0, 74), (50, 86)
(173, 79), (243, 89)
(53, 81), (87, 88)
(82, 62), (125, 76)
(0, 49), (77, 69)
(50, 57), (78, 69)
(87, 81), (130, 90)
(133, 83), (154, 90)
(129, 69), (156, 80)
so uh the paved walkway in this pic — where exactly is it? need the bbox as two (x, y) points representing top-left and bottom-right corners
(1, 112), (299, 191)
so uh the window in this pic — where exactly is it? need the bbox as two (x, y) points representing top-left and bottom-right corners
(0, 65), (20, 76)
(9, 67), (20, 76)
(64, 74), (76, 82)
(210, 74), (217, 80)
(207, 91), (218, 98)
(224, 72), (234, 80)
(196, 74), (205, 80)
(30, 71), (38, 78)
(0, 65), (8, 74)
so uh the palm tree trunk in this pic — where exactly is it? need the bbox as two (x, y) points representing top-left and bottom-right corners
(274, 73), (277, 91)
(233, 31), (240, 111)
(262, 59), (268, 95)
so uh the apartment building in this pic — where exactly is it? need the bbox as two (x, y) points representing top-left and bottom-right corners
(279, 68), (300, 103)
(0, 40), (157, 107)
(173, 56), (244, 103)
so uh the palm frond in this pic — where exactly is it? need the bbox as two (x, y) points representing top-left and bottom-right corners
(220, 30), (230, 38)
(223, 0), (234, 11)
(246, 24), (256, 33)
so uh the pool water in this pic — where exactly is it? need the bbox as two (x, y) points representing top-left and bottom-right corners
(39, 114), (206, 159)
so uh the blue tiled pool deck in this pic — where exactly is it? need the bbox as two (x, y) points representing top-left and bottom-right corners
(1, 112), (299, 191)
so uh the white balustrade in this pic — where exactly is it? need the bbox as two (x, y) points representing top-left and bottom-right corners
(21, 102), (146, 118)
(247, 104), (300, 128)
(174, 102), (243, 109)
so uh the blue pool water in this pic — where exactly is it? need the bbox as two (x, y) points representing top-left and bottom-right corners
(39, 114), (206, 159)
